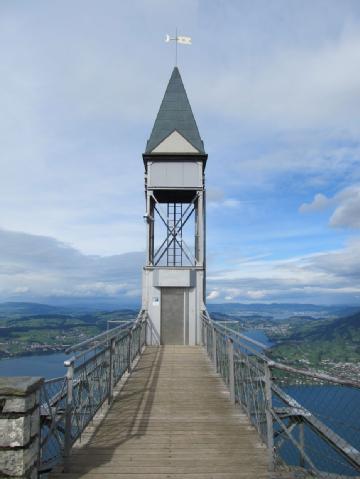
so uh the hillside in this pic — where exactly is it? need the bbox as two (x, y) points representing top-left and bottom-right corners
(270, 311), (360, 367)
(288, 311), (360, 342)
(0, 308), (137, 357)
(0, 302), (68, 316)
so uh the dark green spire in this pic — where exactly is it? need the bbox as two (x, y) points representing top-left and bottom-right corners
(145, 67), (205, 154)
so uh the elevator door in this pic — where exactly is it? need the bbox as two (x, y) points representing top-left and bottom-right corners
(161, 288), (184, 345)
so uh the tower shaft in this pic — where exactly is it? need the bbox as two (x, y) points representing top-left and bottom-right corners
(142, 68), (207, 345)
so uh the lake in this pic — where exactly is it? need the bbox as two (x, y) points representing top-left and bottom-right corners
(0, 352), (68, 378)
(241, 329), (273, 347)
(0, 329), (271, 379)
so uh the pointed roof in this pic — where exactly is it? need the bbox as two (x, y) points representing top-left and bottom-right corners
(145, 67), (205, 154)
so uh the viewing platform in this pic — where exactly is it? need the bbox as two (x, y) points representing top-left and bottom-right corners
(50, 346), (269, 479)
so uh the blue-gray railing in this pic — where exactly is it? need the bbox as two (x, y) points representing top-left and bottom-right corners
(39, 310), (149, 474)
(201, 310), (360, 479)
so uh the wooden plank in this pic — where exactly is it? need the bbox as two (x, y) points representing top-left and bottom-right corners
(50, 346), (269, 478)
(50, 474), (272, 479)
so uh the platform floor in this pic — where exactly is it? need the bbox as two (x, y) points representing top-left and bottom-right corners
(51, 346), (270, 479)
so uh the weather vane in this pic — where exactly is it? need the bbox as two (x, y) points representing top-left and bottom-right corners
(165, 29), (192, 66)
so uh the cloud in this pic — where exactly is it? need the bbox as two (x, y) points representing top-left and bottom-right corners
(330, 186), (360, 228)
(207, 188), (243, 209)
(2, 226), (360, 305)
(223, 199), (241, 208)
(0, 228), (144, 303)
(207, 188), (224, 203)
(299, 193), (332, 213)
(206, 290), (220, 300)
(194, 20), (360, 131)
(206, 237), (360, 304)
(300, 185), (360, 228)
(246, 290), (267, 300)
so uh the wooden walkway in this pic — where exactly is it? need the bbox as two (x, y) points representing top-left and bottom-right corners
(51, 346), (270, 479)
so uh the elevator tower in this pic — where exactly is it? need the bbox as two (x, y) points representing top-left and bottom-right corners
(142, 67), (207, 345)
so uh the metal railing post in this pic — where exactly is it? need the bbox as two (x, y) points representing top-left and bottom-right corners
(299, 421), (305, 468)
(264, 363), (275, 472)
(145, 318), (148, 346)
(63, 358), (74, 472)
(212, 326), (217, 369)
(204, 321), (207, 351)
(138, 324), (142, 355)
(127, 331), (132, 373)
(227, 338), (235, 404)
(108, 337), (115, 405)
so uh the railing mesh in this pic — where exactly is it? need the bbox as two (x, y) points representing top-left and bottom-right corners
(39, 312), (147, 474)
(271, 366), (360, 477)
(201, 312), (360, 479)
(40, 376), (67, 472)
(234, 348), (268, 441)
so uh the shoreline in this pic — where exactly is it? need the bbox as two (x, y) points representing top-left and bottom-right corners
(0, 348), (67, 361)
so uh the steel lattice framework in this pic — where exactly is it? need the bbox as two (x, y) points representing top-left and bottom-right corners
(152, 193), (197, 267)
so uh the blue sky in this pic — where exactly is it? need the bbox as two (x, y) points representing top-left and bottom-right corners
(1, 0), (360, 305)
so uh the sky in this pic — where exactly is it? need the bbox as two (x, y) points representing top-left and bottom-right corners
(1, 0), (360, 306)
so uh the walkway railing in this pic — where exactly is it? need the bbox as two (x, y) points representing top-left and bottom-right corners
(201, 310), (360, 478)
(39, 310), (148, 474)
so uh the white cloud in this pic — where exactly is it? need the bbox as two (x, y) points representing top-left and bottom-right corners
(195, 26), (360, 131)
(300, 193), (332, 213)
(207, 237), (360, 304)
(246, 290), (267, 300)
(0, 228), (144, 303)
(207, 188), (243, 209)
(1, 226), (360, 305)
(206, 188), (224, 202)
(300, 185), (360, 229)
(206, 290), (220, 301)
(330, 186), (360, 228)
(13, 286), (30, 294)
(223, 199), (241, 208)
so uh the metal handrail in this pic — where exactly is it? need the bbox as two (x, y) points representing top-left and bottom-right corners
(65, 309), (145, 354)
(270, 360), (360, 389)
(201, 308), (360, 477)
(202, 310), (360, 388)
(39, 309), (149, 474)
(201, 310), (269, 351)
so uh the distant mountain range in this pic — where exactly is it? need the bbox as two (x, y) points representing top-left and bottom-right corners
(207, 302), (360, 318)
(0, 302), (69, 315)
(0, 301), (139, 315)
(1, 301), (359, 365)
(1, 300), (359, 317)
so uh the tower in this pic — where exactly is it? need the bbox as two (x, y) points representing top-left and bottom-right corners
(142, 67), (207, 345)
